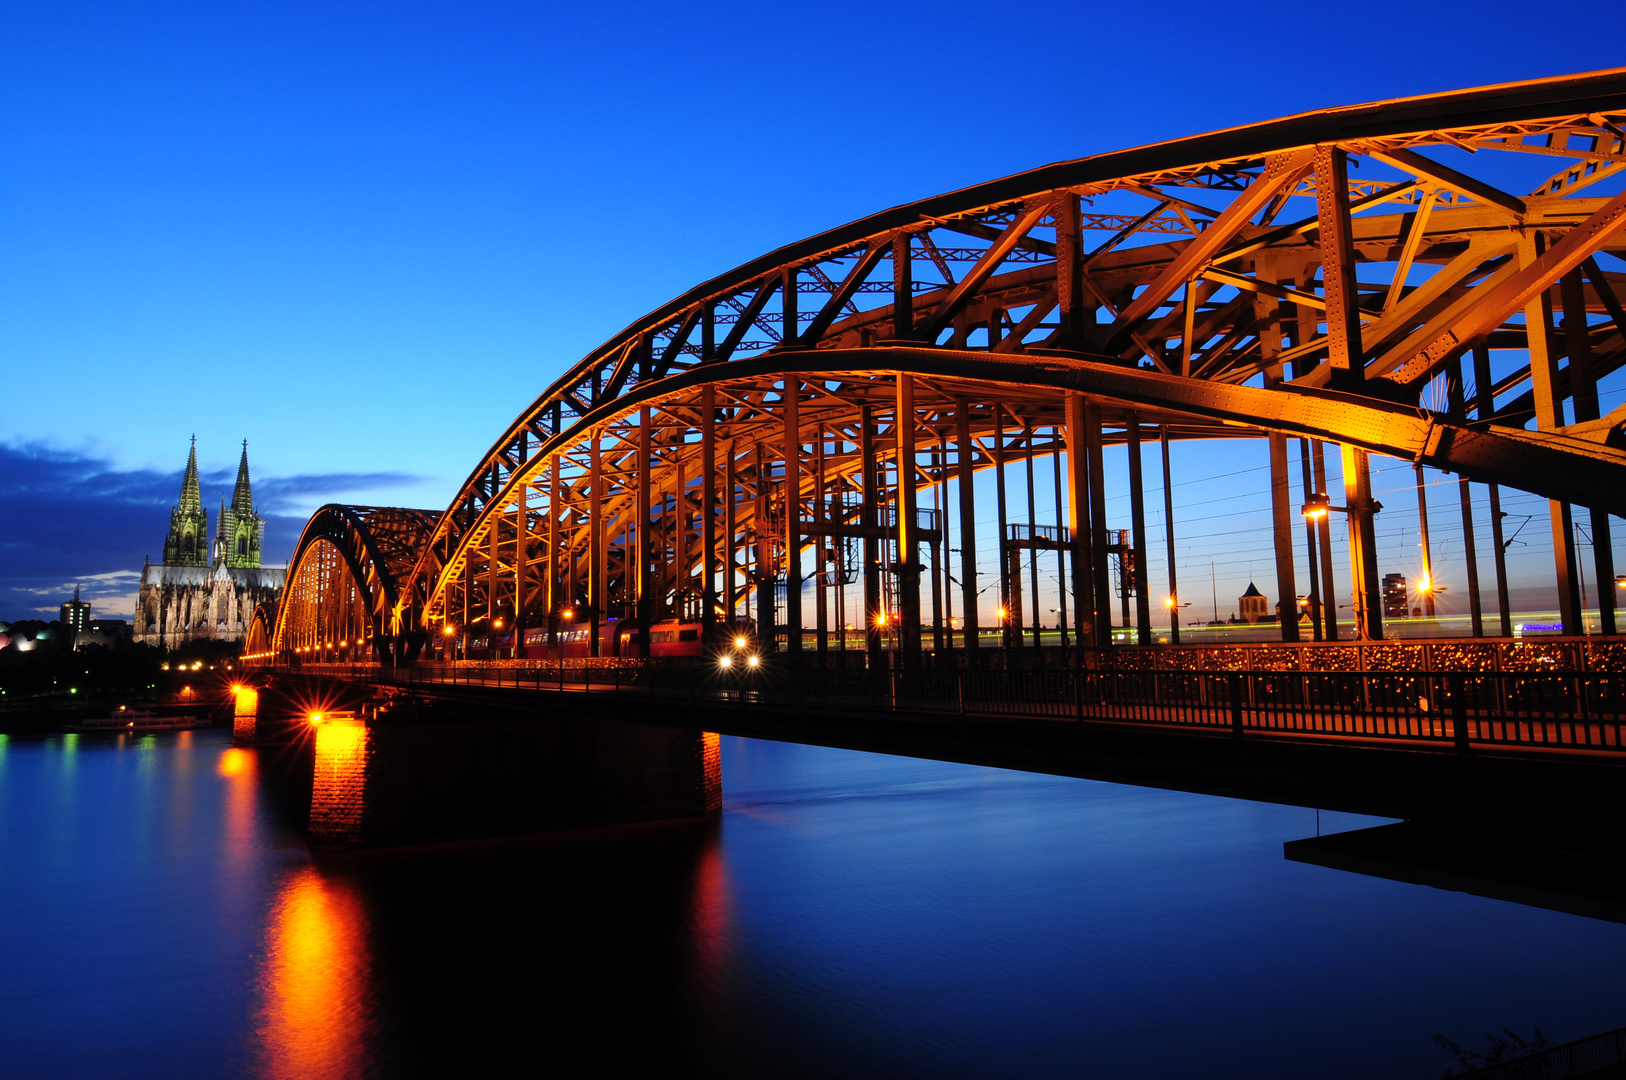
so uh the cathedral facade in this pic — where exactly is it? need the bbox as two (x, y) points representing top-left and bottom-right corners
(134, 439), (285, 648)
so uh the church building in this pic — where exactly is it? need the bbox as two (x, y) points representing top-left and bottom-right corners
(134, 439), (285, 648)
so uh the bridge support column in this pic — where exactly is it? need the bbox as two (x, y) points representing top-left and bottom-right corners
(1446, 360), (1484, 637)
(1564, 268), (1616, 635)
(513, 483), (527, 658)
(994, 403), (1012, 652)
(1024, 420), (1041, 650)
(702, 384), (718, 643)
(1311, 440), (1339, 640)
(487, 510), (500, 643)
(957, 399), (979, 652)
(1342, 445), (1383, 640)
(1416, 465), (1437, 619)
(548, 453), (561, 655)
(1086, 400), (1112, 650)
(861, 403), (882, 666)
(589, 429), (602, 657)
(725, 441), (738, 626)
(1161, 426), (1180, 645)
(897, 374), (921, 664)
(638, 406), (653, 658)
(1126, 413), (1152, 645)
(1051, 427), (1068, 653)
(232, 685), (259, 743)
(1269, 433), (1300, 641)
(298, 710), (720, 851)
(1065, 393), (1094, 652)
(754, 442), (775, 652)
(1523, 234), (1583, 634)
(1474, 344), (1514, 636)
(815, 423), (829, 662)
(1297, 439), (1322, 641)
(936, 431), (951, 655)
(784, 380), (803, 660)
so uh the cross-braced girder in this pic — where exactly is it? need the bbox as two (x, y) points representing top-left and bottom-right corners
(265, 69), (1626, 660)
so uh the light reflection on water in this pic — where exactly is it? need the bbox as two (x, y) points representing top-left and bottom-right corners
(0, 727), (1623, 1079)
(255, 867), (375, 1080)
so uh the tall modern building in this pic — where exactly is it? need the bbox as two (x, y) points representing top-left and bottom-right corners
(135, 439), (285, 648)
(1382, 573), (1409, 620)
(59, 585), (91, 633)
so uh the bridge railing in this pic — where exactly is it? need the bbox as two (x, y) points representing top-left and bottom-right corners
(352, 661), (1626, 756)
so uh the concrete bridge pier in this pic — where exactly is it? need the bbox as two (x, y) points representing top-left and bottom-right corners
(243, 680), (722, 850)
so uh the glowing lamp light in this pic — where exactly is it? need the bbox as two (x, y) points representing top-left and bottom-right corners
(309, 713), (324, 726)
(1616, 575), (1626, 590)
(562, 608), (575, 619)
(1301, 492), (1331, 519)
(876, 612), (889, 628)
(997, 606), (1008, 621)
(443, 625), (457, 636)
(1165, 596), (1177, 609)
(493, 619), (504, 629)
(747, 655), (760, 668)
(718, 654), (733, 669)
(734, 635), (746, 649)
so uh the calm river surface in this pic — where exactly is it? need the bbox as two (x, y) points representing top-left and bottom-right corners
(1, 728), (1622, 1078)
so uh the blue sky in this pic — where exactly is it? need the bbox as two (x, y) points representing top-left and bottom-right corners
(2, 1), (1620, 620)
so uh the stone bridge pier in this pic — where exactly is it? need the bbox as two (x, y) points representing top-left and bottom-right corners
(237, 676), (720, 850)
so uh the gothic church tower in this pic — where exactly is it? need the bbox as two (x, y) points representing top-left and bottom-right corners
(161, 437), (209, 567)
(135, 437), (284, 648)
(215, 441), (264, 569)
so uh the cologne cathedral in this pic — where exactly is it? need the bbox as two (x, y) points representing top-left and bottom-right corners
(134, 439), (285, 648)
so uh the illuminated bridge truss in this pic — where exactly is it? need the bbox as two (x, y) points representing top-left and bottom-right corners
(267, 70), (1626, 665)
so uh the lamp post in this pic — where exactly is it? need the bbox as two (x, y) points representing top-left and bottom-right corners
(1302, 491), (1384, 640)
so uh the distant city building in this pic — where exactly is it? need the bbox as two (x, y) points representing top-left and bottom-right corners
(134, 438), (285, 648)
(59, 585), (91, 633)
(75, 618), (132, 650)
(1238, 582), (1270, 624)
(1382, 573), (1408, 619)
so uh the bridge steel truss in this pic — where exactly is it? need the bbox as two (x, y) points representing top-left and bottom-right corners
(265, 69), (1626, 667)
(270, 505), (439, 663)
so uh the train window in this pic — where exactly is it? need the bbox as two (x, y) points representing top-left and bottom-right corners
(678, 628), (698, 641)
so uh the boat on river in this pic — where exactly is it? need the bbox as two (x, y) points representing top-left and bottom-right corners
(65, 706), (210, 733)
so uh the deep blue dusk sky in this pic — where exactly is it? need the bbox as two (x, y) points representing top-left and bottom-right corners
(2, 1), (1621, 619)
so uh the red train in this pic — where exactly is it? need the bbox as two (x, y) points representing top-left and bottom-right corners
(503, 618), (757, 659)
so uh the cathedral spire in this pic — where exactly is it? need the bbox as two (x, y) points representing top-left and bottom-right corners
(231, 440), (255, 516)
(162, 436), (209, 567)
(220, 438), (264, 569)
(178, 434), (203, 516)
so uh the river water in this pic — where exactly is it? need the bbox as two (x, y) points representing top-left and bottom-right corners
(1, 728), (1622, 1079)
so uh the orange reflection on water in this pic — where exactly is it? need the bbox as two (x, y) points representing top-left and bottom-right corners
(256, 866), (374, 1080)
(218, 747), (254, 778)
(218, 748), (259, 856)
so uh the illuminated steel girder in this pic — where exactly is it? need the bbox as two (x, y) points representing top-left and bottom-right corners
(263, 70), (1626, 658)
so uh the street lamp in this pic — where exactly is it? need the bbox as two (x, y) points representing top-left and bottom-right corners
(1301, 492), (1332, 519)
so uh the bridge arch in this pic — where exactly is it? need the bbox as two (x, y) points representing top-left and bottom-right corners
(243, 602), (275, 664)
(287, 70), (1626, 651)
(271, 505), (439, 663)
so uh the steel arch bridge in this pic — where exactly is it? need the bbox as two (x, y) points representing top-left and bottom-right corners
(263, 69), (1626, 668)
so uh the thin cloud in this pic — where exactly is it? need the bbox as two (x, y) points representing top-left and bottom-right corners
(0, 442), (426, 622)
